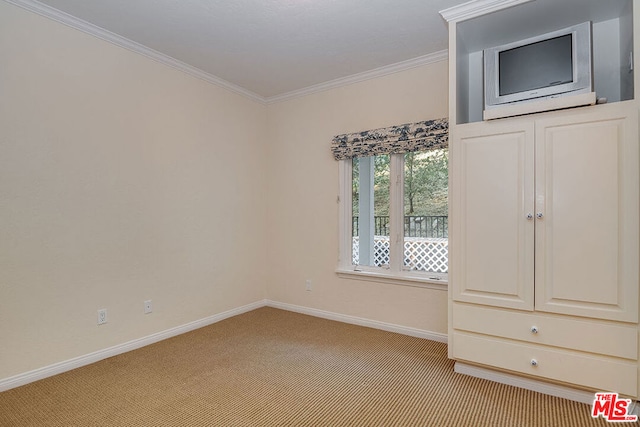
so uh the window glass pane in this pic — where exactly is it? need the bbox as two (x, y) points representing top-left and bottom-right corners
(403, 150), (449, 273)
(352, 155), (390, 267)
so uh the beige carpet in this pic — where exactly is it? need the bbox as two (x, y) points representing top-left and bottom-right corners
(0, 307), (616, 426)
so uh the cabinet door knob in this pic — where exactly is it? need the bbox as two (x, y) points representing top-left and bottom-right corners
(526, 213), (533, 220)
(531, 326), (538, 334)
(531, 359), (538, 367)
(536, 212), (544, 219)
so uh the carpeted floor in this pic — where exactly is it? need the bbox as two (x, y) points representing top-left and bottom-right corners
(0, 307), (618, 426)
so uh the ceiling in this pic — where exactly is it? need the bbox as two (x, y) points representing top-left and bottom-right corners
(26, 0), (469, 101)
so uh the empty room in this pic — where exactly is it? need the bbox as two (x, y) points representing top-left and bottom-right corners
(1, 0), (638, 425)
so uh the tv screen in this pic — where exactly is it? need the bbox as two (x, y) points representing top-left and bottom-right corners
(498, 34), (573, 96)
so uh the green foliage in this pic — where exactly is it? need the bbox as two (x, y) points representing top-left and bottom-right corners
(352, 149), (448, 217)
(352, 158), (359, 215)
(404, 149), (448, 216)
(373, 155), (390, 215)
(352, 155), (391, 216)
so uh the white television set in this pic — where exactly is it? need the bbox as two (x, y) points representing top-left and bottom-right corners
(483, 21), (594, 120)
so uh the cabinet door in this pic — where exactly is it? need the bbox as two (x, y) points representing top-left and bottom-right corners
(451, 120), (535, 310)
(535, 103), (639, 322)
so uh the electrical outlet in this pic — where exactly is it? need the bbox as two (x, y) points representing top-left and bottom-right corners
(305, 279), (312, 291)
(144, 300), (152, 314)
(97, 309), (107, 325)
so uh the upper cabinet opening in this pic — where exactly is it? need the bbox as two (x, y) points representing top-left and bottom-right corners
(446, 0), (634, 124)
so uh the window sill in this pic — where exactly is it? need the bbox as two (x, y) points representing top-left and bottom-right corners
(335, 268), (448, 291)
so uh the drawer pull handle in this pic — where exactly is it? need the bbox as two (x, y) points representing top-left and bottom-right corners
(531, 326), (538, 334)
(531, 359), (538, 367)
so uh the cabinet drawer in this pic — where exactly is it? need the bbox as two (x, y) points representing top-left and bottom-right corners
(453, 331), (638, 397)
(453, 303), (637, 360)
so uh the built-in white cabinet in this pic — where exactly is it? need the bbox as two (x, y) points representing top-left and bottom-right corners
(452, 102), (639, 322)
(450, 101), (640, 396)
(443, 0), (640, 399)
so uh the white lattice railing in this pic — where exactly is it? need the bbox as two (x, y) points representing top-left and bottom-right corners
(352, 236), (448, 273)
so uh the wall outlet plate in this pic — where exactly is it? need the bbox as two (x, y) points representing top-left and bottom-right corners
(97, 309), (107, 325)
(144, 300), (152, 314)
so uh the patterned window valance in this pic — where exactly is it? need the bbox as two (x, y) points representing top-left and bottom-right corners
(331, 118), (448, 161)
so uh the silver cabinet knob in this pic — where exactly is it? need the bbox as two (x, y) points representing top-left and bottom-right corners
(526, 213), (533, 220)
(531, 359), (538, 367)
(531, 326), (538, 334)
(536, 212), (544, 219)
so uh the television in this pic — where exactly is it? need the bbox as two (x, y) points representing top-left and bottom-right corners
(483, 21), (594, 119)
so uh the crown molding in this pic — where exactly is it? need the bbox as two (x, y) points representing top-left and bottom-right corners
(3, 0), (267, 104)
(6, 0), (450, 106)
(439, 0), (535, 23)
(266, 50), (449, 104)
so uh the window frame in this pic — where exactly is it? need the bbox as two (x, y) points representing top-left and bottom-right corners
(336, 153), (448, 290)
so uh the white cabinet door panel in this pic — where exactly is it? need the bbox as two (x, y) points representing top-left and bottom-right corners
(451, 121), (535, 310)
(535, 104), (639, 322)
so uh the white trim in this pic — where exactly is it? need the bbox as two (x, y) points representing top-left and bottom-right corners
(4, 0), (449, 105)
(336, 268), (448, 291)
(2, 0), (266, 104)
(266, 300), (448, 343)
(0, 298), (447, 392)
(337, 159), (354, 270)
(454, 361), (598, 405)
(388, 154), (405, 274)
(439, 0), (535, 23)
(266, 51), (449, 104)
(0, 300), (265, 392)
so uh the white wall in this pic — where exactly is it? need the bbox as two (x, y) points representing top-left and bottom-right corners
(0, 2), (268, 379)
(266, 62), (449, 334)
(0, 1), (451, 383)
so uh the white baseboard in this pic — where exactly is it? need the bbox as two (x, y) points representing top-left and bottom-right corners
(1, 299), (447, 392)
(0, 300), (265, 392)
(454, 361), (596, 405)
(265, 300), (448, 343)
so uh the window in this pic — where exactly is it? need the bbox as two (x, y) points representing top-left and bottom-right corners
(402, 150), (448, 275)
(352, 154), (390, 268)
(332, 119), (449, 287)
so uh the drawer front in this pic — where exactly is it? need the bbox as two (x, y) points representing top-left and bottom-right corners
(453, 331), (638, 397)
(453, 303), (638, 360)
